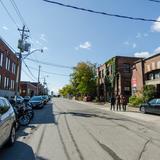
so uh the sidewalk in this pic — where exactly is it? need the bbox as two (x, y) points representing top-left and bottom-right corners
(75, 100), (139, 113)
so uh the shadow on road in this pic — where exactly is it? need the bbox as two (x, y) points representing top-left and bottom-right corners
(0, 141), (35, 160)
(31, 103), (56, 125)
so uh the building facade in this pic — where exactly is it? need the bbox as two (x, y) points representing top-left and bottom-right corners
(97, 56), (140, 101)
(0, 38), (19, 98)
(20, 81), (38, 97)
(131, 53), (160, 96)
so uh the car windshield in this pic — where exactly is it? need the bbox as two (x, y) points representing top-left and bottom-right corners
(30, 97), (41, 101)
(149, 99), (157, 104)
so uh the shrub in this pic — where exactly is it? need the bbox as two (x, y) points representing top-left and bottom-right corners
(129, 95), (144, 107)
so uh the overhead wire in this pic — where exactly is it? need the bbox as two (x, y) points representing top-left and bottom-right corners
(0, 0), (19, 28)
(26, 58), (74, 69)
(10, 0), (29, 30)
(23, 60), (37, 81)
(22, 68), (36, 81)
(43, 0), (160, 23)
(29, 66), (70, 77)
(148, 0), (160, 3)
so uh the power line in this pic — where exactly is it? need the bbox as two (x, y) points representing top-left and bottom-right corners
(29, 66), (70, 77)
(0, 0), (19, 28)
(43, 0), (160, 23)
(10, 0), (29, 30)
(148, 0), (160, 3)
(22, 68), (36, 81)
(26, 58), (74, 69)
(23, 60), (37, 81)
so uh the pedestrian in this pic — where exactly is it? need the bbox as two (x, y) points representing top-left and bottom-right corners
(116, 95), (121, 111)
(110, 94), (116, 111)
(121, 95), (127, 111)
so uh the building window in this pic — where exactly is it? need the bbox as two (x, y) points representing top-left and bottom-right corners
(155, 72), (160, 79)
(147, 65), (150, 72)
(152, 62), (155, 70)
(157, 61), (160, 69)
(12, 63), (16, 74)
(0, 53), (3, 67)
(148, 73), (154, 80)
(123, 63), (131, 73)
(0, 75), (2, 88)
(102, 69), (104, 78)
(10, 80), (15, 90)
(8, 59), (10, 71)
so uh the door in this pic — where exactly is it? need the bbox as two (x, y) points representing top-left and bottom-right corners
(147, 99), (157, 113)
(0, 99), (11, 145)
(154, 99), (160, 114)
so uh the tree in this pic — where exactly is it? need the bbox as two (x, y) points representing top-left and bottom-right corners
(70, 62), (97, 97)
(59, 84), (74, 97)
(143, 85), (155, 102)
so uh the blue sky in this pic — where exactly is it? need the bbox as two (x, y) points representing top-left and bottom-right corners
(0, 0), (160, 94)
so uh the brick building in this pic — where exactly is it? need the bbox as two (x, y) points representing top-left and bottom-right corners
(131, 53), (160, 96)
(20, 81), (38, 97)
(0, 38), (19, 98)
(97, 56), (141, 101)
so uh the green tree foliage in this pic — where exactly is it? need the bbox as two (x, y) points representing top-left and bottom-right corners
(70, 62), (97, 96)
(59, 84), (74, 97)
(143, 85), (155, 102)
(129, 84), (156, 107)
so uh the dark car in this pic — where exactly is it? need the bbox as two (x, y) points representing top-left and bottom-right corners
(29, 96), (44, 109)
(140, 98), (160, 114)
(0, 97), (16, 148)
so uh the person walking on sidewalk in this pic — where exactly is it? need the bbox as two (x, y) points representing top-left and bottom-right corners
(110, 94), (116, 111)
(121, 95), (127, 111)
(116, 95), (121, 111)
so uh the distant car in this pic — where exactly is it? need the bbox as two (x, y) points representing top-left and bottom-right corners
(140, 98), (160, 114)
(29, 96), (44, 109)
(0, 97), (16, 148)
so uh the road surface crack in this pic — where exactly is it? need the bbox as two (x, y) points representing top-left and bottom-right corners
(137, 139), (151, 160)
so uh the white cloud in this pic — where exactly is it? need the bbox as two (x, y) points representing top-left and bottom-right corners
(134, 51), (151, 58)
(136, 33), (141, 38)
(132, 43), (137, 48)
(2, 26), (8, 31)
(143, 33), (148, 37)
(36, 40), (42, 46)
(154, 46), (160, 53)
(151, 16), (160, 32)
(79, 41), (92, 49)
(43, 46), (48, 51)
(124, 41), (129, 45)
(40, 34), (47, 42)
(75, 41), (92, 50)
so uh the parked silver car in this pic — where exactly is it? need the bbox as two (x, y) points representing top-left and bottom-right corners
(0, 97), (16, 148)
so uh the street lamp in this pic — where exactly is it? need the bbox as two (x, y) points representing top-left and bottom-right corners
(22, 48), (43, 59)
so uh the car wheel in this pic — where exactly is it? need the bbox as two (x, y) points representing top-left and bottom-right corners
(19, 115), (30, 126)
(140, 106), (146, 113)
(7, 126), (16, 146)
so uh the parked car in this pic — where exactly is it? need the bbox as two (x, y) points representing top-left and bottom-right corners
(41, 95), (49, 105)
(0, 97), (16, 148)
(29, 96), (44, 109)
(140, 98), (160, 114)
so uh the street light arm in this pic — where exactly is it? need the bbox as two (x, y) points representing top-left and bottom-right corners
(22, 49), (43, 59)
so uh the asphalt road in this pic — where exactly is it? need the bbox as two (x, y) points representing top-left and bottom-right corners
(1, 98), (160, 160)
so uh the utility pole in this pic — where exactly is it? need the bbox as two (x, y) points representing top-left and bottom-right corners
(37, 65), (41, 95)
(15, 25), (29, 100)
(38, 65), (41, 83)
